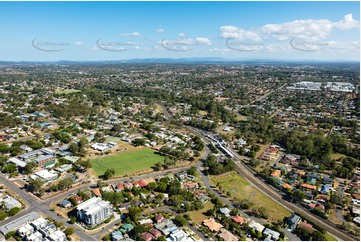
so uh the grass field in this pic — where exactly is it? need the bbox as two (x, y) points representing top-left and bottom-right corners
(188, 202), (214, 224)
(90, 148), (164, 177)
(55, 89), (81, 94)
(105, 136), (121, 143)
(330, 153), (346, 160)
(211, 171), (291, 222)
(325, 233), (337, 241)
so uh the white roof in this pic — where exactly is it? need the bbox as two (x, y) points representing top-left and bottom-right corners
(8, 157), (26, 167)
(34, 170), (58, 180)
(249, 221), (265, 233)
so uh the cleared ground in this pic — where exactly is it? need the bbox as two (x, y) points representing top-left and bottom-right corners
(90, 148), (164, 177)
(211, 171), (291, 222)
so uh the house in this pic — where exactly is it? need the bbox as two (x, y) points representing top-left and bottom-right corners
(177, 172), (188, 181)
(149, 228), (162, 239)
(30, 217), (48, 230)
(124, 182), (134, 190)
(263, 228), (280, 241)
(119, 223), (134, 233)
(141, 232), (154, 241)
(287, 214), (301, 231)
(219, 207), (231, 217)
(320, 184), (330, 194)
(92, 188), (102, 197)
(301, 183), (317, 191)
(48, 230), (66, 241)
(155, 214), (165, 224)
(58, 199), (72, 208)
(182, 182), (198, 190)
(133, 180), (148, 188)
(232, 215), (244, 225)
(323, 176), (334, 185)
(281, 183), (293, 190)
(218, 228), (238, 241)
(111, 231), (124, 241)
(139, 218), (153, 225)
(0, 196), (22, 211)
(203, 218), (223, 232)
(168, 229), (190, 241)
(73, 196), (84, 205)
(114, 183), (124, 192)
(249, 221), (265, 233)
(270, 170), (282, 178)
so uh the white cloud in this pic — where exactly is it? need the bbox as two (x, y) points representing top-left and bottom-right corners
(195, 37), (211, 45)
(220, 26), (261, 41)
(333, 14), (359, 30)
(74, 41), (83, 46)
(261, 19), (333, 40)
(260, 14), (359, 40)
(156, 28), (165, 33)
(120, 32), (141, 37)
(178, 33), (186, 37)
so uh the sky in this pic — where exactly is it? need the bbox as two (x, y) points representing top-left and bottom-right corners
(0, 1), (359, 61)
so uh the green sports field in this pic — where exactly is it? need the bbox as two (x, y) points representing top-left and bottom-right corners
(55, 89), (81, 94)
(90, 148), (164, 177)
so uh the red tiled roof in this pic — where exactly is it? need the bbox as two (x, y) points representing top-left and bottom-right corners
(271, 170), (281, 178)
(232, 215), (244, 225)
(133, 179), (148, 187)
(301, 183), (317, 190)
(203, 218), (223, 232)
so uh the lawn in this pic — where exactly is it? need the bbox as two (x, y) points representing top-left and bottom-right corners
(188, 202), (214, 224)
(325, 232), (337, 241)
(211, 172), (291, 222)
(90, 148), (164, 177)
(55, 89), (81, 94)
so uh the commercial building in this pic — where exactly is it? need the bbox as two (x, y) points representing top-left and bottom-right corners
(76, 197), (112, 227)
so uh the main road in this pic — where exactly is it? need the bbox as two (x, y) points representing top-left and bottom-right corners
(187, 126), (357, 241)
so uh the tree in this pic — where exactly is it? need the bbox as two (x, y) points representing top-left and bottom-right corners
(2, 164), (17, 174)
(103, 169), (116, 180)
(27, 178), (44, 193)
(132, 138), (146, 147)
(8, 207), (20, 216)
(77, 159), (92, 169)
(23, 162), (37, 174)
(64, 228), (74, 236)
(174, 215), (187, 227)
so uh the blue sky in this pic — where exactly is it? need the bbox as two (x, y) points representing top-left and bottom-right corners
(0, 1), (359, 61)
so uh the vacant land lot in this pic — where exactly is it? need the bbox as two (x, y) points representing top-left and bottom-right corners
(91, 148), (164, 177)
(188, 202), (214, 224)
(211, 171), (291, 222)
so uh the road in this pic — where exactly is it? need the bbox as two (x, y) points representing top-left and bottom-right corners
(0, 173), (96, 241)
(0, 163), (195, 241)
(189, 127), (357, 241)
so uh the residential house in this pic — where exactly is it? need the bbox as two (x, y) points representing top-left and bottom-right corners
(249, 221), (265, 233)
(58, 200), (72, 208)
(218, 228), (238, 241)
(287, 214), (301, 231)
(263, 228), (280, 241)
(202, 218), (223, 232)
